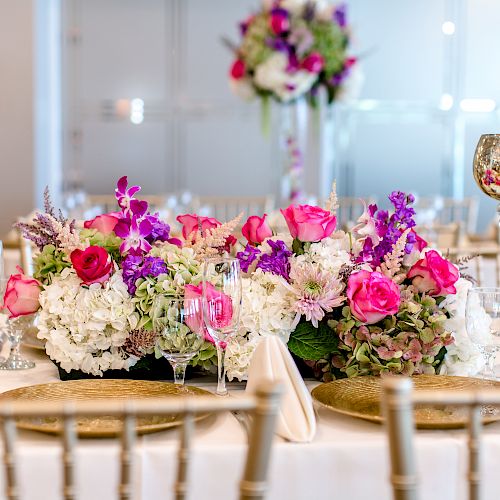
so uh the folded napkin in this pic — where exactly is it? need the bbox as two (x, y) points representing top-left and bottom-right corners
(246, 336), (316, 443)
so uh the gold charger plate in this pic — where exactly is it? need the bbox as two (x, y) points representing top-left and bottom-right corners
(311, 375), (500, 429)
(0, 379), (212, 438)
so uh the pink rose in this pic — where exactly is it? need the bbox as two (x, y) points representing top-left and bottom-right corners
(407, 250), (459, 296)
(83, 212), (121, 234)
(280, 204), (336, 242)
(269, 9), (289, 35)
(184, 284), (214, 343)
(184, 283), (232, 344)
(230, 59), (246, 80)
(301, 52), (324, 73)
(347, 270), (401, 324)
(3, 266), (41, 318)
(176, 214), (221, 241)
(242, 214), (272, 245)
(70, 246), (113, 285)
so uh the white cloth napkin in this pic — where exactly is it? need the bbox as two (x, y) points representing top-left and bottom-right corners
(245, 336), (316, 443)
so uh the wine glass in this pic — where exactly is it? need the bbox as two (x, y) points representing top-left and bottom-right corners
(202, 257), (241, 396)
(466, 287), (500, 380)
(151, 296), (204, 386)
(0, 278), (36, 370)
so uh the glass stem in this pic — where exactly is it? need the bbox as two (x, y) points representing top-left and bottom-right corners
(171, 361), (188, 386)
(9, 331), (21, 360)
(483, 350), (497, 380)
(216, 343), (228, 396)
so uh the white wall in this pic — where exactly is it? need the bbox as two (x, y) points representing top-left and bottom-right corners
(0, 0), (35, 237)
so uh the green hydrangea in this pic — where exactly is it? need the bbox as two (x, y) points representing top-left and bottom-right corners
(33, 245), (71, 285)
(80, 228), (122, 262)
(308, 294), (452, 381)
(239, 13), (273, 70)
(309, 20), (348, 79)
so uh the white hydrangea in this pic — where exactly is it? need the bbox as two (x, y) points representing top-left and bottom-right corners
(291, 234), (352, 277)
(240, 269), (296, 341)
(38, 268), (139, 376)
(439, 278), (484, 376)
(225, 270), (296, 380)
(254, 52), (317, 103)
(262, 0), (332, 15)
(229, 77), (256, 101)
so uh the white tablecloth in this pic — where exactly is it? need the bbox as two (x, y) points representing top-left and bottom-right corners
(1, 349), (500, 500)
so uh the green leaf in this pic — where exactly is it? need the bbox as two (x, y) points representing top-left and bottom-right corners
(288, 321), (338, 361)
(292, 238), (305, 255)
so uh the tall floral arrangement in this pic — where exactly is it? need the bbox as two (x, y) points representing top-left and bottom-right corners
(228, 0), (356, 105)
(9, 177), (479, 381)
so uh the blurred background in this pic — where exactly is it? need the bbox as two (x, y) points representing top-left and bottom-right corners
(0, 0), (499, 239)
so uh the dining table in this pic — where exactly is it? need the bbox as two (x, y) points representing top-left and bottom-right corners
(1, 348), (500, 500)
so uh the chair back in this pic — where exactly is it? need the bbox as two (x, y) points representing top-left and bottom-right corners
(445, 246), (500, 287)
(191, 195), (275, 222)
(0, 382), (282, 500)
(382, 377), (500, 500)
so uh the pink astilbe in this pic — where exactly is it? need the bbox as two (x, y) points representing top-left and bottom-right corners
(287, 263), (344, 328)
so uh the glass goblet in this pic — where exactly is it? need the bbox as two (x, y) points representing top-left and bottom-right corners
(466, 287), (500, 380)
(152, 296), (204, 386)
(202, 257), (241, 396)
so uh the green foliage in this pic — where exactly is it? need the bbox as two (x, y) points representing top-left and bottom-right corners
(33, 245), (71, 284)
(288, 320), (338, 361)
(309, 20), (348, 78)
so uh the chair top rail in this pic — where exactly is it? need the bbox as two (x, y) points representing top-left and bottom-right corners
(0, 394), (257, 419)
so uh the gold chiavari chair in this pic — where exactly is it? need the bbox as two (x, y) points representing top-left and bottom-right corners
(0, 382), (282, 500)
(415, 223), (460, 249)
(382, 377), (500, 500)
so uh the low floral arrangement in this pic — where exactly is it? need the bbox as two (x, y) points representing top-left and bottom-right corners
(6, 177), (482, 380)
(227, 0), (357, 105)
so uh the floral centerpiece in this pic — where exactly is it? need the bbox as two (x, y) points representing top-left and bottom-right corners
(7, 177), (481, 381)
(228, 0), (357, 105)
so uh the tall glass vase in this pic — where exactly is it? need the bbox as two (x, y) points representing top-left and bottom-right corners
(279, 99), (309, 205)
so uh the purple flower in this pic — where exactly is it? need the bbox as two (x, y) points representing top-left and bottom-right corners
(115, 176), (147, 216)
(333, 4), (347, 28)
(145, 214), (171, 242)
(355, 191), (417, 265)
(122, 255), (167, 294)
(114, 217), (152, 255)
(236, 244), (261, 273)
(122, 254), (143, 294)
(256, 240), (292, 280)
(141, 256), (168, 278)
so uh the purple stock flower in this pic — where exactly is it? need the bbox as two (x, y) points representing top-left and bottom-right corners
(256, 240), (292, 280)
(145, 214), (171, 242)
(356, 191), (417, 265)
(122, 255), (167, 294)
(114, 217), (152, 255)
(237, 244), (261, 273)
(333, 4), (347, 28)
(141, 256), (168, 278)
(122, 254), (143, 294)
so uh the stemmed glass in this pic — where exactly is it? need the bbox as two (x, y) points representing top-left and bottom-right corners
(151, 296), (204, 386)
(202, 257), (242, 396)
(466, 287), (500, 380)
(0, 278), (36, 370)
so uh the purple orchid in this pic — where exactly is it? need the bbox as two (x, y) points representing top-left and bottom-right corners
(114, 216), (152, 255)
(115, 176), (147, 215)
(236, 244), (261, 273)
